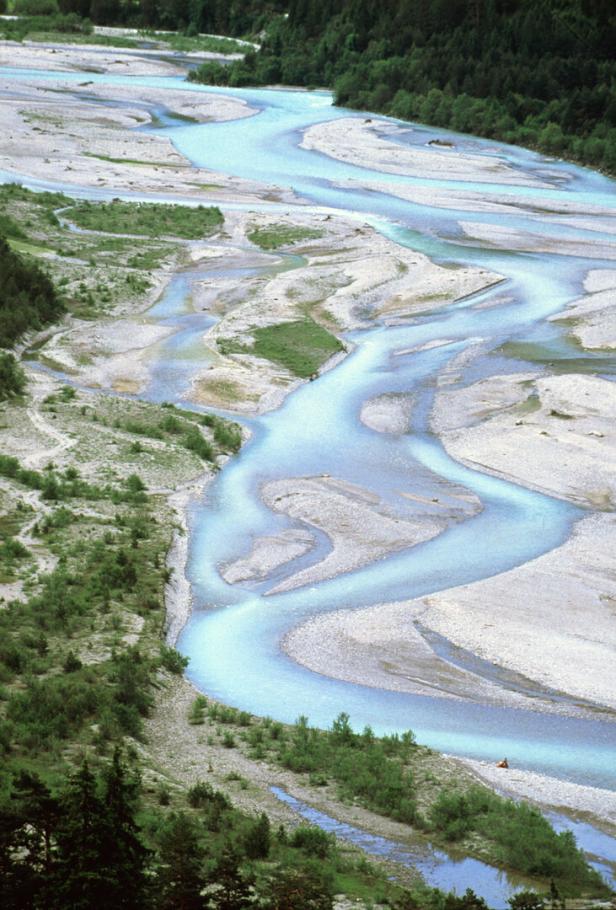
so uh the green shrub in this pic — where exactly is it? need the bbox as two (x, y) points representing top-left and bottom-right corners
(159, 644), (189, 675)
(289, 825), (334, 859)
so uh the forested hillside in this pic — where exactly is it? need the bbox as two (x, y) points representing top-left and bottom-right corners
(27, 0), (286, 33)
(189, 0), (616, 174)
(0, 236), (65, 349)
(0, 236), (65, 399)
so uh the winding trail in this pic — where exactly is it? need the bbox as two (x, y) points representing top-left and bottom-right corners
(23, 372), (76, 469)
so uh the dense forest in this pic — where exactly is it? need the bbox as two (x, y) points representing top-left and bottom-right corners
(0, 237), (65, 349)
(0, 236), (65, 399)
(9, 0), (286, 34)
(186, 0), (616, 174)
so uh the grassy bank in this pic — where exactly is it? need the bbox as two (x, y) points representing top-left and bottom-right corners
(0, 185), (183, 321)
(248, 222), (324, 250)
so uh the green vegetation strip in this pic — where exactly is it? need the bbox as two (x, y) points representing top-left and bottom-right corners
(219, 318), (344, 378)
(113, 403), (242, 461)
(141, 30), (248, 54)
(191, 703), (608, 900)
(65, 200), (224, 240)
(247, 222), (324, 250)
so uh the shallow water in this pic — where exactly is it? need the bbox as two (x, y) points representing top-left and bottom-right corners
(271, 787), (530, 906)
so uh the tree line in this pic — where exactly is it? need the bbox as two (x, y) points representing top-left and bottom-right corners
(7, 0), (286, 33)
(0, 237), (64, 350)
(188, 0), (616, 175)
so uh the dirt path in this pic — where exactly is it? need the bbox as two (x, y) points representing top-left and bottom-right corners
(24, 373), (76, 469)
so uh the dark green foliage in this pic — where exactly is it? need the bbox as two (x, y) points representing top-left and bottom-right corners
(508, 891), (545, 910)
(262, 863), (334, 910)
(14, 0), (60, 14)
(54, 757), (150, 909)
(0, 236), (65, 348)
(117, 408), (234, 461)
(159, 643), (189, 675)
(201, 413), (242, 454)
(212, 421), (242, 454)
(0, 454), (147, 504)
(186, 781), (230, 812)
(205, 846), (254, 910)
(443, 890), (489, 910)
(62, 650), (83, 673)
(0, 503), (165, 749)
(0, 756), (148, 910)
(273, 713), (418, 824)
(0, 214), (26, 240)
(242, 812), (270, 859)
(182, 425), (215, 462)
(0, 536), (29, 560)
(289, 825), (333, 859)
(428, 786), (602, 889)
(188, 695), (208, 725)
(0, 771), (60, 910)
(189, 0), (616, 175)
(157, 811), (206, 910)
(0, 354), (26, 402)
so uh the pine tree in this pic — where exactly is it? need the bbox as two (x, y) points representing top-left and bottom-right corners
(53, 760), (116, 910)
(100, 749), (151, 909)
(205, 847), (254, 910)
(157, 811), (206, 910)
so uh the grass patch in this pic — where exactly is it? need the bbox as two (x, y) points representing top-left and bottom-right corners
(65, 200), (224, 239)
(248, 222), (324, 250)
(225, 318), (344, 378)
(68, 200), (224, 240)
(517, 392), (541, 415)
(29, 30), (140, 47)
(196, 377), (247, 404)
(6, 238), (52, 257)
(142, 31), (248, 54)
(83, 152), (175, 168)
